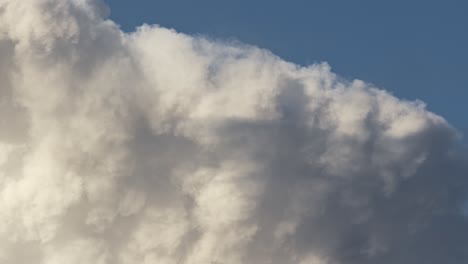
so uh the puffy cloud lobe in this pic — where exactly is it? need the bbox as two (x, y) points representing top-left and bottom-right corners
(0, 0), (467, 263)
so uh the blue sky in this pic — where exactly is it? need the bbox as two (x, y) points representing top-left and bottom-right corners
(108, 0), (467, 142)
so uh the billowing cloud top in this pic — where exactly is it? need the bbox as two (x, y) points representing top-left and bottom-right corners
(0, 0), (467, 263)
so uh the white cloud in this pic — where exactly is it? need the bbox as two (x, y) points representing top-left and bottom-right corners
(0, 0), (467, 263)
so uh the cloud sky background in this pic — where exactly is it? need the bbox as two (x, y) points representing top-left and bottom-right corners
(0, 0), (467, 263)
(109, 0), (468, 144)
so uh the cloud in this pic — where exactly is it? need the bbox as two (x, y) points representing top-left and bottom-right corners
(0, 0), (467, 263)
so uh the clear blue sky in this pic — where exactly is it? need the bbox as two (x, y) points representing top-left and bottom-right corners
(107, 0), (467, 142)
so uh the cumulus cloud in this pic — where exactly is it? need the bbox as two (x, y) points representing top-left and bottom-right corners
(0, 0), (467, 263)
